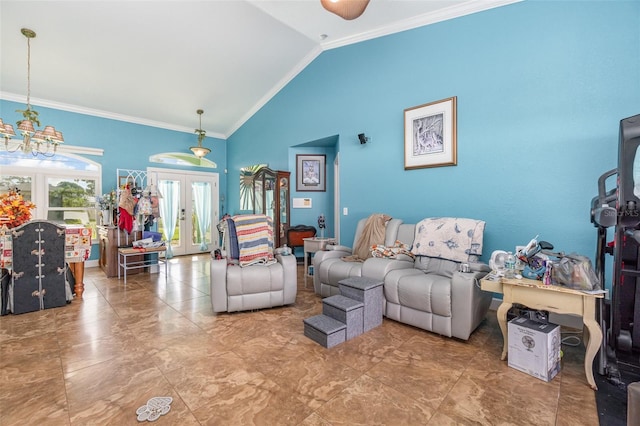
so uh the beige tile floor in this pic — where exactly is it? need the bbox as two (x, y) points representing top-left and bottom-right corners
(0, 255), (600, 425)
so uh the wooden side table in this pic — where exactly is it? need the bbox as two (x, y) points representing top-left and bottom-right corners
(303, 237), (335, 287)
(481, 275), (604, 389)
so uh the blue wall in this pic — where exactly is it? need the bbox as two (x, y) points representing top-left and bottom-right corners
(0, 99), (227, 259)
(0, 100), (227, 192)
(2, 1), (638, 279)
(227, 0), (640, 286)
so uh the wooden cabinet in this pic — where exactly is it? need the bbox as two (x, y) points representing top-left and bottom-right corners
(252, 168), (290, 247)
(98, 226), (142, 277)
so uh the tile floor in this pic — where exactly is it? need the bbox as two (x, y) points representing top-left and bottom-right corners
(0, 255), (600, 425)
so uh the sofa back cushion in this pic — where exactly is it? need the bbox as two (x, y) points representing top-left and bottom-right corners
(411, 217), (485, 263)
(352, 216), (404, 249)
(397, 223), (416, 247)
(414, 256), (459, 278)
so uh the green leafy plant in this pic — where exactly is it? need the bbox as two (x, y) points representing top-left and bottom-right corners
(15, 107), (40, 127)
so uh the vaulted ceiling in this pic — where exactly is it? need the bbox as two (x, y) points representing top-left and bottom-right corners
(0, 0), (518, 138)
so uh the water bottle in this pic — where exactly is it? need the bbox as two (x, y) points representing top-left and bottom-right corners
(505, 251), (516, 278)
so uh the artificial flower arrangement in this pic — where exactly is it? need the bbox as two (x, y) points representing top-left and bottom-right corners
(0, 188), (36, 229)
(96, 191), (117, 211)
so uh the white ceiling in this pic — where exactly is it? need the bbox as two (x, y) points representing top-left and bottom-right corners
(0, 0), (518, 139)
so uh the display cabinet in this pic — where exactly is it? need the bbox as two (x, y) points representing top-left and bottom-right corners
(252, 168), (290, 247)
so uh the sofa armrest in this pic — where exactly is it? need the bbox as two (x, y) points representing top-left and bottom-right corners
(362, 257), (414, 281)
(210, 258), (229, 313)
(313, 247), (350, 266)
(276, 253), (298, 305)
(450, 269), (492, 340)
(326, 244), (352, 253)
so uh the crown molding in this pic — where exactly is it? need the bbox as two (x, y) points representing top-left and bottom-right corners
(226, 44), (324, 137)
(0, 92), (226, 140)
(321, 0), (523, 50)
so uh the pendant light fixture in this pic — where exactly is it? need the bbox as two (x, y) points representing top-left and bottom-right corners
(190, 109), (210, 158)
(320, 0), (370, 20)
(0, 28), (64, 157)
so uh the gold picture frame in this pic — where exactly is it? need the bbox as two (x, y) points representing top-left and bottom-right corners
(404, 96), (457, 169)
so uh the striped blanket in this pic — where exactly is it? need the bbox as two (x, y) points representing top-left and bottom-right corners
(232, 214), (276, 267)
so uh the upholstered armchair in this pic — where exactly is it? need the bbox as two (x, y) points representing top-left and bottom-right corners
(210, 214), (297, 313)
(312, 215), (414, 297)
(383, 217), (491, 340)
(210, 253), (297, 313)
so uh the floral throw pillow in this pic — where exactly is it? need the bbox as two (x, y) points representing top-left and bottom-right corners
(411, 217), (485, 263)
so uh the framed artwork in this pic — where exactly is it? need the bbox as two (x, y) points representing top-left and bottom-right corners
(296, 154), (326, 192)
(404, 96), (457, 170)
(118, 175), (133, 188)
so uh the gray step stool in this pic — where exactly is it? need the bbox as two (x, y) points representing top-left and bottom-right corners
(339, 277), (384, 332)
(303, 314), (346, 348)
(323, 294), (364, 340)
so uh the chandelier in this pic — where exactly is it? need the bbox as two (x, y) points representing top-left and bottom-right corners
(320, 0), (370, 20)
(0, 28), (64, 157)
(190, 109), (210, 158)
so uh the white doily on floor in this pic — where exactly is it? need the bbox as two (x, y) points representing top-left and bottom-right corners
(136, 396), (173, 422)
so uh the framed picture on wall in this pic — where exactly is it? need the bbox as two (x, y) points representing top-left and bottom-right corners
(404, 96), (457, 170)
(296, 154), (326, 192)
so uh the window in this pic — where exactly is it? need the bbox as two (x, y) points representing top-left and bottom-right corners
(0, 151), (102, 240)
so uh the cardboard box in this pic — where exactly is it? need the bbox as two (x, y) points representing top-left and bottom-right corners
(508, 316), (561, 382)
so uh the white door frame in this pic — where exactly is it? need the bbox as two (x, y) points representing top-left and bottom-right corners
(147, 167), (219, 256)
(333, 153), (340, 244)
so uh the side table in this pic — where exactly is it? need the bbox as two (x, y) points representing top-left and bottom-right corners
(481, 275), (604, 390)
(303, 237), (335, 287)
(118, 246), (167, 285)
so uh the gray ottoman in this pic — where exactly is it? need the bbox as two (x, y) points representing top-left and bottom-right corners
(303, 314), (346, 348)
(323, 294), (364, 340)
(339, 277), (384, 332)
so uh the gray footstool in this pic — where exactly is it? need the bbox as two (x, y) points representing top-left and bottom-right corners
(303, 314), (346, 348)
(339, 277), (384, 332)
(323, 294), (364, 340)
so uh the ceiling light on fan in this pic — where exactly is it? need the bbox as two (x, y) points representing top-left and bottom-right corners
(321, 0), (370, 20)
(190, 109), (211, 158)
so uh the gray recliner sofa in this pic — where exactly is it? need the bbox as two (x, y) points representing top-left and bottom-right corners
(313, 216), (492, 340)
(312, 217), (414, 297)
(384, 252), (491, 340)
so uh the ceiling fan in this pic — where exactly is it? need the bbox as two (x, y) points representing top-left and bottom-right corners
(321, 0), (370, 20)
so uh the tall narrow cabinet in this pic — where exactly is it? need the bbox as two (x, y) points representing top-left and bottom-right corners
(252, 168), (290, 247)
(98, 226), (142, 277)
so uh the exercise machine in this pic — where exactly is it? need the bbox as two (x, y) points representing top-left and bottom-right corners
(591, 113), (640, 381)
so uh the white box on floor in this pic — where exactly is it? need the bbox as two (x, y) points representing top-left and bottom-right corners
(508, 316), (561, 382)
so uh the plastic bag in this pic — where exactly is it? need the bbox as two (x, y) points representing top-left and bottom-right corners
(550, 253), (600, 291)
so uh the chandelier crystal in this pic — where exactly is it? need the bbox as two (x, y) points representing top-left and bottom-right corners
(0, 28), (64, 157)
(190, 109), (211, 158)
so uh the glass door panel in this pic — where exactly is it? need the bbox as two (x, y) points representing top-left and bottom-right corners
(150, 168), (219, 256)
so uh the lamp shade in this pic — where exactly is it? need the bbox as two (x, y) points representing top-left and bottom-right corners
(1, 123), (16, 138)
(17, 120), (35, 133)
(190, 146), (211, 158)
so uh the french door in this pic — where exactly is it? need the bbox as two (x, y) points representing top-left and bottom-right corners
(148, 167), (219, 257)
